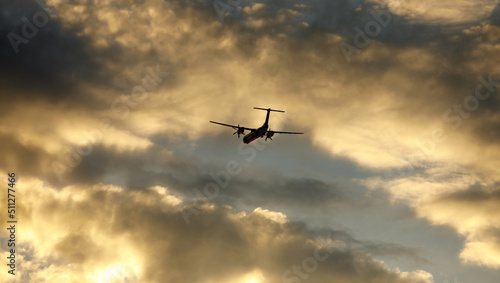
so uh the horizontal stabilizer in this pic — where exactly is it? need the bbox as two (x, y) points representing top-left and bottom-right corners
(253, 107), (285, 113)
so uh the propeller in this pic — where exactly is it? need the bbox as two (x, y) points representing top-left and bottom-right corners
(266, 129), (274, 141)
(233, 125), (245, 138)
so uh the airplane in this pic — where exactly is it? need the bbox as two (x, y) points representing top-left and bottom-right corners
(210, 107), (303, 144)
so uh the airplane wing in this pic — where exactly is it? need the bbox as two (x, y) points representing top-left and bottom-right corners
(210, 121), (256, 131)
(272, 131), (304, 134)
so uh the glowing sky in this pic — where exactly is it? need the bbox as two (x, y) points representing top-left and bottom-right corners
(1, 0), (500, 282)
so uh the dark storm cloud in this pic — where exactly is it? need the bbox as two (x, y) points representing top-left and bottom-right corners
(489, 3), (500, 26)
(0, 1), (108, 104)
(0, 0), (177, 110)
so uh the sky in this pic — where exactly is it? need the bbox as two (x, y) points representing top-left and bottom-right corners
(1, 0), (500, 282)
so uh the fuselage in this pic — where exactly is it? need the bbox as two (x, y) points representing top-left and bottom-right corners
(243, 125), (268, 144)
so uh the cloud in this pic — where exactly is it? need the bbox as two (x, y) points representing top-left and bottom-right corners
(0, 1), (111, 105)
(416, 186), (500, 268)
(373, 0), (497, 24)
(2, 0), (500, 280)
(0, 178), (432, 282)
(4, 0), (500, 177)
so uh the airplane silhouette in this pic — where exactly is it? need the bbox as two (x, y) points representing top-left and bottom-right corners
(210, 107), (303, 144)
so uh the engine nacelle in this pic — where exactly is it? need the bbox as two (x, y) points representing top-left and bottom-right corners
(234, 126), (245, 138)
(265, 131), (274, 141)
